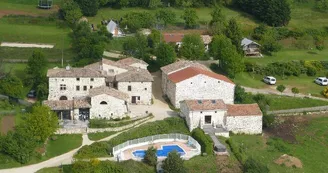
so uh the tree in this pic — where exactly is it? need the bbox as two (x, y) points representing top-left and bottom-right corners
(148, 29), (161, 49)
(181, 8), (198, 29)
(209, 6), (226, 35)
(179, 34), (205, 60)
(121, 12), (155, 32)
(0, 74), (24, 98)
(123, 33), (149, 60)
(2, 126), (37, 164)
(234, 85), (255, 104)
(36, 82), (48, 100)
(24, 105), (58, 142)
(60, 0), (82, 26)
(316, 0), (328, 12)
(155, 9), (176, 27)
(148, 0), (162, 8)
(276, 85), (286, 95)
(75, 0), (99, 16)
(261, 30), (282, 55)
(143, 146), (157, 166)
(26, 51), (48, 87)
(155, 43), (176, 67)
(291, 87), (299, 97)
(162, 151), (186, 173)
(225, 18), (242, 51)
(209, 35), (244, 78)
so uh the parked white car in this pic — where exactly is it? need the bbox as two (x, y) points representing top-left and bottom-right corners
(263, 76), (276, 85)
(315, 77), (328, 86)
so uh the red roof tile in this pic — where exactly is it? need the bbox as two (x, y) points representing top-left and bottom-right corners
(227, 104), (262, 116)
(163, 33), (184, 43)
(167, 67), (234, 84)
(182, 99), (227, 111)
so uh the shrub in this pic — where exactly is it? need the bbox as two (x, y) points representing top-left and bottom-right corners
(191, 128), (213, 155)
(276, 85), (286, 94)
(263, 114), (275, 128)
(291, 87), (299, 96)
(226, 138), (246, 162)
(143, 146), (157, 166)
(244, 157), (269, 173)
(322, 87), (328, 98)
(266, 137), (290, 153)
(306, 66), (317, 76)
(162, 151), (186, 173)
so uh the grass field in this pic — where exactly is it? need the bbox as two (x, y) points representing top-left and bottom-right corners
(227, 116), (328, 173)
(234, 72), (328, 97)
(0, 134), (82, 169)
(267, 95), (328, 110)
(88, 131), (116, 141)
(0, 0), (62, 15)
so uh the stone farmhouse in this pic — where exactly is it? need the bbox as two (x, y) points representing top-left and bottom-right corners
(44, 57), (153, 120)
(241, 38), (262, 57)
(180, 100), (263, 136)
(161, 60), (235, 108)
(161, 60), (263, 136)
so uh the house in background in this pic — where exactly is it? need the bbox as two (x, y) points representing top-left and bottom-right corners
(107, 20), (124, 37)
(241, 38), (262, 57)
(163, 33), (212, 51)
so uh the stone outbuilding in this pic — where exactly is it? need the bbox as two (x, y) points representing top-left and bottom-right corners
(180, 99), (263, 137)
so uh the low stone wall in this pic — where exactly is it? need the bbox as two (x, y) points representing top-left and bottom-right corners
(267, 106), (328, 116)
(55, 116), (153, 134)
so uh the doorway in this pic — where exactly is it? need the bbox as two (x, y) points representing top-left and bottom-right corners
(132, 96), (137, 103)
(205, 115), (211, 124)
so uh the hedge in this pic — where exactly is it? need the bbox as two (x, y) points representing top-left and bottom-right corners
(191, 128), (213, 155)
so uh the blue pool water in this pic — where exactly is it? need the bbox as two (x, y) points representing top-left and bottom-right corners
(133, 145), (185, 158)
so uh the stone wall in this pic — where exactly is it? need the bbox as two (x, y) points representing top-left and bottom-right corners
(48, 77), (105, 100)
(117, 82), (152, 105)
(90, 94), (128, 119)
(172, 74), (235, 108)
(226, 115), (262, 134)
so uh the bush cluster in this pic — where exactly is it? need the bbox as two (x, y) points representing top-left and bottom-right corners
(245, 60), (327, 78)
(88, 116), (145, 128)
(75, 117), (190, 159)
(266, 137), (290, 153)
(191, 128), (214, 155)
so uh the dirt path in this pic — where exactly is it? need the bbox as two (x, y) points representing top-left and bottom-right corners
(0, 115), (15, 135)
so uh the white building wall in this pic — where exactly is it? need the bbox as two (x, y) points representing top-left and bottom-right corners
(102, 64), (127, 76)
(226, 116), (262, 134)
(48, 77), (105, 100)
(183, 110), (226, 132)
(117, 82), (152, 105)
(90, 94), (128, 119)
(172, 75), (235, 108)
(129, 63), (148, 70)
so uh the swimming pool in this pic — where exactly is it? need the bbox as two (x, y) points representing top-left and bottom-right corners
(133, 145), (185, 158)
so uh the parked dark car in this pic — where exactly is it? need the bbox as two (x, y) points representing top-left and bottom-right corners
(27, 90), (36, 98)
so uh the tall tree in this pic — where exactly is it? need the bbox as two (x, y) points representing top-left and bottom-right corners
(162, 151), (186, 173)
(209, 6), (226, 35)
(155, 43), (176, 67)
(155, 9), (176, 27)
(225, 18), (242, 51)
(0, 74), (24, 98)
(24, 105), (58, 142)
(148, 29), (161, 49)
(261, 30), (282, 55)
(26, 51), (48, 87)
(181, 8), (198, 29)
(123, 33), (149, 60)
(60, 0), (82, 26)
(179, 34), (205, 60)
(75, 0), (99, 16)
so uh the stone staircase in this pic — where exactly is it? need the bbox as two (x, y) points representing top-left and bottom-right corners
(203, 125), (227, 153)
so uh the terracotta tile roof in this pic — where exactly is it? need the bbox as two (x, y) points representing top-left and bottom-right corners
(226, 104), (262, 116)
(167, 66), (234, 84)
(163, 33), (184, 43)
(160, 60), (209, 74)
(182, 99), (227, 111)
(116, 57), (148, 66)
(89, 86), (129, 100)
(43, 97), (91, 110)
(47, 67), (103, 78)
(116, 69), (153, 82)
(201, 35), (212, 44)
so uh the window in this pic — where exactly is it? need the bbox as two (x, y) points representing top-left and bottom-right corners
(218, 81), (220, 83)
(90, 86), (93, 89)
(76, 86), (80, 91)
(76, 78), (80, 81)
(100, 101), (107, 105)
(128, 85), (131, 91)
(215, 111), (217, 113)
(200, 111), (203, 114)
(106, 82), (110, 87)
(90, 78), (94, 81)
(60, 84), (66, 90)
(138, 96), (140, 100)
(83, 86), (87, 91)
(190, 82), (193, 84)
(204, 81), (206, 83)
(62, 79), (64, 81)
(145, 88), (147, 90)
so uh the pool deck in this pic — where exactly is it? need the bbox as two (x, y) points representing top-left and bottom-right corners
(121, 141), (198, 161)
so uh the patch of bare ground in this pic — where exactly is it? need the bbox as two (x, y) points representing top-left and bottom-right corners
(216, 155), (243, 173)
(274, 154), (303, 168)
(264, 116), (310, 143)
(0, 115), (15, 135)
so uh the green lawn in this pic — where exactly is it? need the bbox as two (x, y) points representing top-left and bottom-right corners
(233, 72), (328, 97)
(0, 0), (62, 15)
(184, 155), (220, 173)
(227, 116), (328, 173)
(88, 131), (117, 141)
(0, 47), (75, 60)
(267, 95), (328, 111)
(0, 134), (82, 169)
